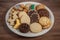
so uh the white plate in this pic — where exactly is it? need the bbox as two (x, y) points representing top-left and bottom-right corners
(5, 2), (54, 37)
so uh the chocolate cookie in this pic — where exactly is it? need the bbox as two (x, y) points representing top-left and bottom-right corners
(37, 9), (49, 17)
(30, 13), (39, 23)
(19, 23), (30, 33)
(28, 10), (39, 23)
(28, 10), (36, 16)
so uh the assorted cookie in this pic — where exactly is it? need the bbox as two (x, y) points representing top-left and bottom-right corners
(30, 22), (42, 33)
(7, 3), (51, 33)
(14, 19), (21, 29)
(39, 17), (51, 28)
(19, 23), (30, 33)
(36, 4), (45, 10)
(28, 10), (39, 23)
(21, 14), (30, 24)
(37, 9), (49, 17)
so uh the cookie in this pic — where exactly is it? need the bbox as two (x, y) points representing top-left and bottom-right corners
(43, 23), (51, 28)
(20, 4), (25, 8)
(23, 8), (28, 13)
(7, 17), (15, 26)
(10, 21), (15, 26)
(30, 22), (42, 33)
(18, 11), (27, 18)
(36, 4), (45, 10)
(28, 10), (39, 23)
(25, 3), (31, 10)
(28, 10), (35, 16)
(21, 14), (30, 24)
(30, 13), (39, 23)
(37, 9), (49, 17)
(14, 19), (21, 29)
(19, 23), (30, 33)
(39, 17), (51, 28)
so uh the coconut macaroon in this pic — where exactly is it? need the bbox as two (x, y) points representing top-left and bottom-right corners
(39, 17), (51, 28)
(30, 22), (42, 33)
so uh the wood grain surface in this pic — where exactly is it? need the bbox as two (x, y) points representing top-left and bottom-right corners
(0, 0), (60, 40)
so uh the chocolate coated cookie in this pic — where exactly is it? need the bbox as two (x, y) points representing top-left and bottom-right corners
(28, 10), (39, 23)
(19, 23), (30, 33)
(37, 9), (49, 17)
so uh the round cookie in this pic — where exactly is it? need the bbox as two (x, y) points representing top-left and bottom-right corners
(30, 22), (42, 33)
(19, 23), (30, 33)
(39, 17), (51, 28)
(21, 14), (30, 24)
(37, 9), (49, 17)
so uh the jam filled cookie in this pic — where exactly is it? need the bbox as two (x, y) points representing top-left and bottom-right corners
(19, 23), (30, 33)
(37, 9), (49, 17)
(30, 22), (42, 33)
(39, 17), (51, 28)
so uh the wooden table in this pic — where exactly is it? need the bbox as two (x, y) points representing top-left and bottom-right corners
(0, 0), (60, 40)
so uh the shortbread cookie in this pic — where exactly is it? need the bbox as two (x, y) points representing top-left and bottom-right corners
(7, 17), (15, 26)
(30, 22), (42, 33)
(21, 14), (30, 24)
(19, 23), (30, 33)
(39, 17), (51, 28)
(18, 11), (27, 18)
